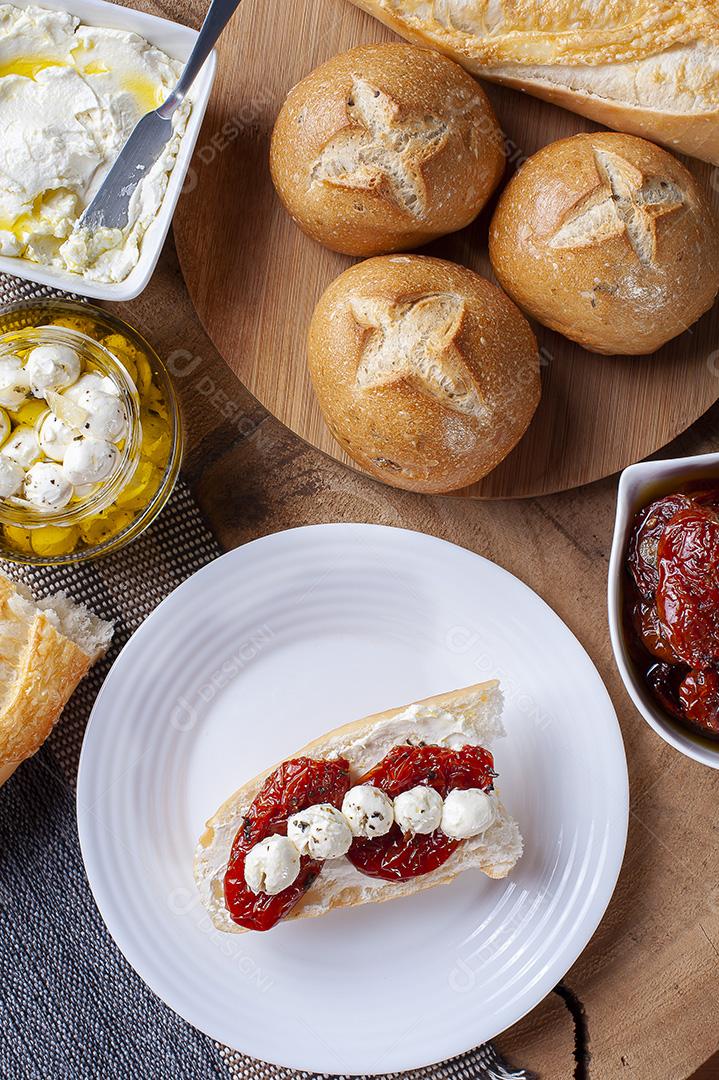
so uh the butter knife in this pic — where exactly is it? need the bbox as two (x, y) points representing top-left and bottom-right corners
(79, 0), (243, 233)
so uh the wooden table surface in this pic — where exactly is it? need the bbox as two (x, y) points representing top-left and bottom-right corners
(113, 2), (719, 1075)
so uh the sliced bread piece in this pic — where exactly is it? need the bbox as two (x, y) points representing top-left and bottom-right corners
(351, 0), (719, 164)
(0, 574), (113, 784)
(195, 680), (523, 933)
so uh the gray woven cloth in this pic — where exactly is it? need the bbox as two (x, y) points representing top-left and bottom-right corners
(0, 479), (230, 1080)
(0, 273), (533, 1080)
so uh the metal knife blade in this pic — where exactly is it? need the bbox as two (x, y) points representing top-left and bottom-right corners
(78, 110), (174, 233)
(77, 0), (244, 236)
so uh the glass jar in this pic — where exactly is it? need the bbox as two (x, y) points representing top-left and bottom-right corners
(0, 299), (182, 565)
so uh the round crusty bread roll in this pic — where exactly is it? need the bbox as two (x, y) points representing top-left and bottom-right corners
(270, 43), (505, 257)
(489, 132), (719, 356)
(307, 255), (541, 493)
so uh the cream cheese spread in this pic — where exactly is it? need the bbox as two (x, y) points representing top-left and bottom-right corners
(0, 4), (191, 282)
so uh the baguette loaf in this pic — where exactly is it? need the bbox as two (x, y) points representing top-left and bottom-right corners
(0, 574), (113, 784)
(195, 680), (523, 933)
(350, 0), (719, 164)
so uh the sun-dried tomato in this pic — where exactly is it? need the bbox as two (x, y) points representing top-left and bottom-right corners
(627, 493), (694, 597)
(624, 487), (719, 739)
(346, 744), (495, 882)
(631, 598), (679, 663)
(224, 756), (350, 931)
(646, 662), (686, 723)
(678, 668), (719, 738)
(656, 505), (719, 667)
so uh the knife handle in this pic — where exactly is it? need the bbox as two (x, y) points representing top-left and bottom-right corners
(158, 0), (244, 118)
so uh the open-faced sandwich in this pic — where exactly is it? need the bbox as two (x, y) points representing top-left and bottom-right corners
(194, 680), (522, 932)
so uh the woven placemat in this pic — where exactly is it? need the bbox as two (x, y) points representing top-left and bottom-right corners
(0, 273), (533, 1080)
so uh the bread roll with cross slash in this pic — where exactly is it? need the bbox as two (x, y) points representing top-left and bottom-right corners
(270, 43), (505, 256)
(307, 255), (541, 493)
(489, 132), (719, 355)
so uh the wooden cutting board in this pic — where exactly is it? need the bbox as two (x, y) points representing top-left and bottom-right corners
(173, 0), (719, 499)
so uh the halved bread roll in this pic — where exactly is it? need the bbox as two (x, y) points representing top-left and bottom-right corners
(0, 574), (113, 784)
(195, 680), (523, 933)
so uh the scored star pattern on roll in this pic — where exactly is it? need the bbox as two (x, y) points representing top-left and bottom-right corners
(350, 294), (487, 418)
(548, 147), (685, 266)
(311, 77), (449, 218)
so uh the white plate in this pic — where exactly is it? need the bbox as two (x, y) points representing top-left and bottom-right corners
(77, 524), (628, 1075)
(0, 0), (216, 302)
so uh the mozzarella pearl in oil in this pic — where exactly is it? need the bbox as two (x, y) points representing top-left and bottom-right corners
(23, 461), (73, 510)
(65, 372), (119, 401)
(0, 455), (24, 497)
(0, 356), (30, 410)
(0, 407), (10, 448)
(39, 412), (75, 462)
(2, 425), (41, 469)
(25, 344), (81, 395)
(78, 388), (127, 442)
(63, 437), (119, 486)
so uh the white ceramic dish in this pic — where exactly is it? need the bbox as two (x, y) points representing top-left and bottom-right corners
(0, 0), (216, 301)
(608, 451), (719, 769)
(77, 524), (628, 1075)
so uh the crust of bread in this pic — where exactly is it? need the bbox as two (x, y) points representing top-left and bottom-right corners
(0, 615), (90, 771)
(0, 759), (18, 786)
(486, 69), (719, 167)
(350, 0), (719, 164)
(195, 680), (523, 933)
(0, 573), (112, 784)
